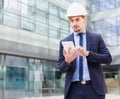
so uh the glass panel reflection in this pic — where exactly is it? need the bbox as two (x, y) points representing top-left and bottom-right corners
(4, 0), (21, 14)
(5, 67), (26, 99)
(27, 59), (34, 96)
(6, 67), (26, 89)
(3, 13), (19, 28)
(2, 0), (70, 40)
(0, 55), (66, 98)
(42, 60), (55, 96)
(0, 55), (4, 99)
(34, 60), (41, 96)
(91, 0), (118, 12)
(5, 56), (27, 99)
(36, 0), (48, 11)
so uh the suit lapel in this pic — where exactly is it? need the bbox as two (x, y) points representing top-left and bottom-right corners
(86, 30), (91, 51)
(69, 31), (91, 51)
(68, 33), (75, 45)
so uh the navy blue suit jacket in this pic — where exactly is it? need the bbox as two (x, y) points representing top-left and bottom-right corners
(58, 30), (112, 99)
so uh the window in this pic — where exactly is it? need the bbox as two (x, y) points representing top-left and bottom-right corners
(60, 29), (68, 40)
(4, 0), (21, 14)
(21, 0), (35, 7)
(49, 26), (58, 39)
(90, 0), (117, 12)
(21, 17), (35, 31)
(3, 13), (19, 28)
(92, 17), (120, 46)
(49, 14), (60, 28)
(36, 22), (48, 36)
(60, 19), (69, 31)
(35, 9), (47, 24)
(59, 8), (67, 19)
(49, 3), (58, 16)
(36, 0), (48, 11)
(0, 13), (2, 24)
(21, 3), (35, 19)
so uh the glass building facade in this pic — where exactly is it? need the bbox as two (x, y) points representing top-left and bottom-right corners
(1, 0), (69, 39)
(91, 0), (120, 46)
(0, 0), (120, 99)
(0, 0), (69, 99)
(0, 55), (65, 99)
(90, 0), (120, 95)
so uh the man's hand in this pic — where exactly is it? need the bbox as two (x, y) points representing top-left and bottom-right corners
(63, 46), (89, 63)
(78, 46), (89, 56)
(63, 47), (79, 64)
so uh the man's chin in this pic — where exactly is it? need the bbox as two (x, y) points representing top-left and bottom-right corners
(74, 30), (80, 33)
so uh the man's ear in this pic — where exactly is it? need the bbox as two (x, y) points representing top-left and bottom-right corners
(83, 16), (87, 22)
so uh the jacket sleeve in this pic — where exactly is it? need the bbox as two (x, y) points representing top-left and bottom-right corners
(87, 34), (112, 65)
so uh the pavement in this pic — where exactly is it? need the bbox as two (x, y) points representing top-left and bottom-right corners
(23, 94), (120, 99)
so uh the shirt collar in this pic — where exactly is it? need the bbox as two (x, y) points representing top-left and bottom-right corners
(73, 29), (86, 36)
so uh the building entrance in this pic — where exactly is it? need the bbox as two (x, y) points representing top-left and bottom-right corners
(4, 55), (27, 99)
(5, 66), (26, 99)
(0, 55), (4, 99)
(0, 54), (65, 99)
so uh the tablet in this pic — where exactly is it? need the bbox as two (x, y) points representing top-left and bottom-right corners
(62, 41), (74, 52)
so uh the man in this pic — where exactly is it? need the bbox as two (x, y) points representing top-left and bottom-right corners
(58, 2), (112, 99)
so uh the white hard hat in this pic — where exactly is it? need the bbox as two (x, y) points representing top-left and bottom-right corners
(66, 2), (88, 17)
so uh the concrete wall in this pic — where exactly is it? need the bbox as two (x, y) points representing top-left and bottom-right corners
(0, 25), (59, 60)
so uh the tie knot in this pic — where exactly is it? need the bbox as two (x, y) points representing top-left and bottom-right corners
(78, 33), (83, 36)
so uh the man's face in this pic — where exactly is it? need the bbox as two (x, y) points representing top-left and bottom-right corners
(69, 16), (86, 33)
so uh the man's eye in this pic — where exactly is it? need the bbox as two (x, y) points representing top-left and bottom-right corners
(76, 19), (80, 21)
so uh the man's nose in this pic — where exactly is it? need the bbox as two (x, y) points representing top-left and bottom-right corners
(73, 21), (77, 25)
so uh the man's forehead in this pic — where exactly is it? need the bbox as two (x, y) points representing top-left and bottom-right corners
(69, 15), (85, 19)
